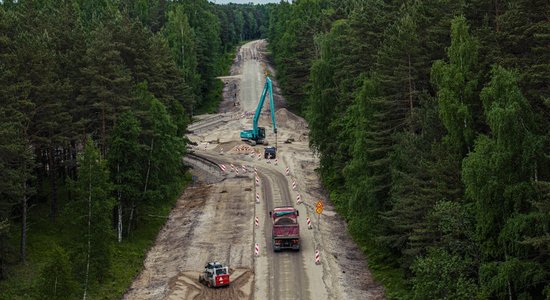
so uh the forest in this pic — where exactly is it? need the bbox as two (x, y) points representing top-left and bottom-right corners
(0, 0), (268, 298)
(268, 0), (549, 298)
(2, 0), (549, 299)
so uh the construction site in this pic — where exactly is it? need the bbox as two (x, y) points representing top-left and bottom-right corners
(123, 40), (385, 300)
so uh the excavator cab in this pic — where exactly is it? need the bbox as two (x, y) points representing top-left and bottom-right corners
(258, 127), (266, 140)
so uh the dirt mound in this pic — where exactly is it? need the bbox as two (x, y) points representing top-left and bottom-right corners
(212, 141), (244, 153)
(212, 141), (261, 155)
(230, 144), (255, 154)
(167, 268), (253, 300)
(275, 108), (308, 131)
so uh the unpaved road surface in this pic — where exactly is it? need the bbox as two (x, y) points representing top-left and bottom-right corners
(123, 40), (385, 299)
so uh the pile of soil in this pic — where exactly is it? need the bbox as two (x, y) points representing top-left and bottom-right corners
(212, 141), (259, 154)
(275, 108), (308, 131)
(230, 144), (255, 154)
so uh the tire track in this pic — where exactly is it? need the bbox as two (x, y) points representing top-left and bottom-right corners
(259, 167), (309, 300)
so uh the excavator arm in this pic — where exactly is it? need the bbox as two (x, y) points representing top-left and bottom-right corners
(240, 76), (277, 145)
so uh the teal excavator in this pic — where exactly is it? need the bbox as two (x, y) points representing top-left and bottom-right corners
(240, 76), (277, 147)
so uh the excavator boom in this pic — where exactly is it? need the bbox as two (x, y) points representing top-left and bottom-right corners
(240, 76), (277, 145)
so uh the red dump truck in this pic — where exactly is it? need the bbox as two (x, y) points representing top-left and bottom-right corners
(269, 206), (300, 251)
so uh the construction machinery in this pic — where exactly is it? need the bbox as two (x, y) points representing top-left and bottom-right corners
(198, 261), (230, 288)
(240, 76), (277, 147)
(269, 206), (300, 251)
(264, 146), (277, 159)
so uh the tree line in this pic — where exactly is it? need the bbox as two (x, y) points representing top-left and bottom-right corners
(269, 0), (549, 298)
(0, 0), (268, 298)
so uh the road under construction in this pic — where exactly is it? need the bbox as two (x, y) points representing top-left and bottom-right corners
(123, 40), (385, 300)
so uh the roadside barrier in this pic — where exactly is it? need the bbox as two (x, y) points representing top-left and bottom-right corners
(256, 192), (260, 203)
(315, 250), (320, 265)
(255, 216), (259, 227)
(292, 180), (296, 190)
(285, 167), (290, 175)
(307, 217), (312, 229)
(255, 243), (260, 256)
(219, 164), (226, 172)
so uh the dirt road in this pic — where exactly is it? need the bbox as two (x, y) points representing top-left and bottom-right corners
(123, 40), (385, 299)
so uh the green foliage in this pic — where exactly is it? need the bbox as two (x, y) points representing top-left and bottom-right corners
(431, 15), (480, 155)
(463, 66), (537, 259)
(412, 249), (478, 299)
(162, 5), (200, 109)
(144, 95), (186, 201)
(272, 0), (550, 298)
(428, 201), (476, 258)
(35, 245), (77, 300)
(67, 138), (114, 283)
(479, 258), (547, 299)
(462, 66), (548, 297)
(78, 23), (133, 153)
(2, 0), (550, 298)
(344, 78), (391, 225)
(0, 0), (250, 297)
(269, 0), (334, 113)
(109, 112), (142, 203)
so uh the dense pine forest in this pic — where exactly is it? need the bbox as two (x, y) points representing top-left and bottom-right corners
(0, 0), (268, 298)
(269, 0), (549, 298)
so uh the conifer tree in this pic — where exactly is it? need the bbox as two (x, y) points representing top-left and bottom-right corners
(11, 1), (74, 222)
(162, 6), (200, 110)
(285, 0), (333, 112)
(178, 0), (222, 107)
(78, 23), (133, 155)
(344, 78), (392, 232)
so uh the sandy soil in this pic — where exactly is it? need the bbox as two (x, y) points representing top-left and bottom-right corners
(123, 40), (385, 300)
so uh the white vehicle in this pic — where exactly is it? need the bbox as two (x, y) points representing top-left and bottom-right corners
(198, 262), (230, 288)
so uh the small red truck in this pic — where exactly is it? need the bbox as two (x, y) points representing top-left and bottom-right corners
(269, 206), (300, 251)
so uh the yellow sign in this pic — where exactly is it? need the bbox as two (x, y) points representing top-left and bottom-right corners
(315, 206), (323, 215)
(316, 200), (324, 209)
